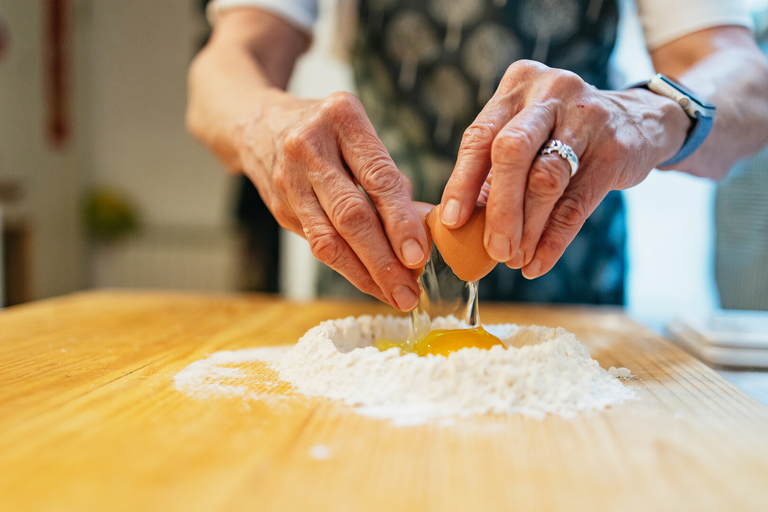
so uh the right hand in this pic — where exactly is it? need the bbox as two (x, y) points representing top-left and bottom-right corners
(237, 91), (429, 311)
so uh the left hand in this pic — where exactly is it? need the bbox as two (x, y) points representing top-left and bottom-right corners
(439, 60), (690, 279)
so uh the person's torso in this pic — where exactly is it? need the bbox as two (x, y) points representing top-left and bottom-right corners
(352, 0), (619, 199)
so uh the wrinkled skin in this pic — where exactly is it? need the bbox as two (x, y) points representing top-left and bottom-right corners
(237, 61), (686, 309)
(237, 91), (429, 311)
(440, 60), (687, 278)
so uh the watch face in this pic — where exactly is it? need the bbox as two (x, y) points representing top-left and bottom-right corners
(654, 74), (716, 111)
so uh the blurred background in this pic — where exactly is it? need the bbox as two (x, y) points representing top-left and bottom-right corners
(0, 0), (766, 330)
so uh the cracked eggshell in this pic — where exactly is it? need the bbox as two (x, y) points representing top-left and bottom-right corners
(426, 203), (496, 282)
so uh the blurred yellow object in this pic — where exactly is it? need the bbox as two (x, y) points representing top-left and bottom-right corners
(81, 188), (139, 241)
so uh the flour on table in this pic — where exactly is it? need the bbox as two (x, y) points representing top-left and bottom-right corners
(308, 445), (332, 460)
(175, 316), (636, 425)
(174, 346), (291, 400)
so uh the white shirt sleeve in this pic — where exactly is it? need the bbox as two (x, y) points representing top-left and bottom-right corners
(207, 0), (319, 32)
(637, 0), (754, 50)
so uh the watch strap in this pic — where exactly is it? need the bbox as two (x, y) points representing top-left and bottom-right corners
(659, 110), (713, 167)
(626, 79), (714, 167)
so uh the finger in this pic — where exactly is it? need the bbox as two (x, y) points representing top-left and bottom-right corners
(521, 172), (610, 280)
(402, 172), (415, 199)
(306, 161), (421, 312)
(477, 171), (493, 204)
(328, 93), (430, 271)
(483, 105), (556, 263)
(511, 136), (584, 270)
(440, 97), (519, 229)
(287, 183), (391, 305)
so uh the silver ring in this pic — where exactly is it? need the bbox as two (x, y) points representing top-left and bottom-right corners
(539, 139), (579, 177)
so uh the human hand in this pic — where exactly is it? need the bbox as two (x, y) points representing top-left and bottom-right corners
(440, 60), (690, 279)
(237, 91), (429, 311)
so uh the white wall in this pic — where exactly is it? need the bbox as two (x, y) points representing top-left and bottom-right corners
(1, 1), (237, 299)
(0, 1), (87, 299)
(85, 0), (231, 228)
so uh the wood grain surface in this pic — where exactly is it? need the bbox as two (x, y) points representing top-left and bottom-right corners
(1, 290), (767, 512)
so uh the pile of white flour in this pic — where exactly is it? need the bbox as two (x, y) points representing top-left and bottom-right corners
(175, 315), (636, 425)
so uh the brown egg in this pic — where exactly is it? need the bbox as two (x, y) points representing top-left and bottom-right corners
(425, 203), (496, 282)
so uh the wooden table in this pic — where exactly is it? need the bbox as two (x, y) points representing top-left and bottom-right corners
(2, 290), (767, 511)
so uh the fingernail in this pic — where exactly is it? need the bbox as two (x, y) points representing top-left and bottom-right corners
(522, 259), (542, 280)
(392, 285), (419, 312)
(441, 199), (461, 226)
(488, 233), (512, 262)
(508, 248), (525, 269)
(401, 238), (425, 266)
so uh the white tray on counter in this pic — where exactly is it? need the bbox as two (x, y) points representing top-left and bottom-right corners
(667, 309), (768, 368)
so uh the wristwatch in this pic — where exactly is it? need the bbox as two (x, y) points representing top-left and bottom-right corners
(627, 74), (716, 167)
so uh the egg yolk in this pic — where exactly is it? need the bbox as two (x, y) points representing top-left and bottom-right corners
(374, 326), (502, 357)
(413, 326), (502, 356)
